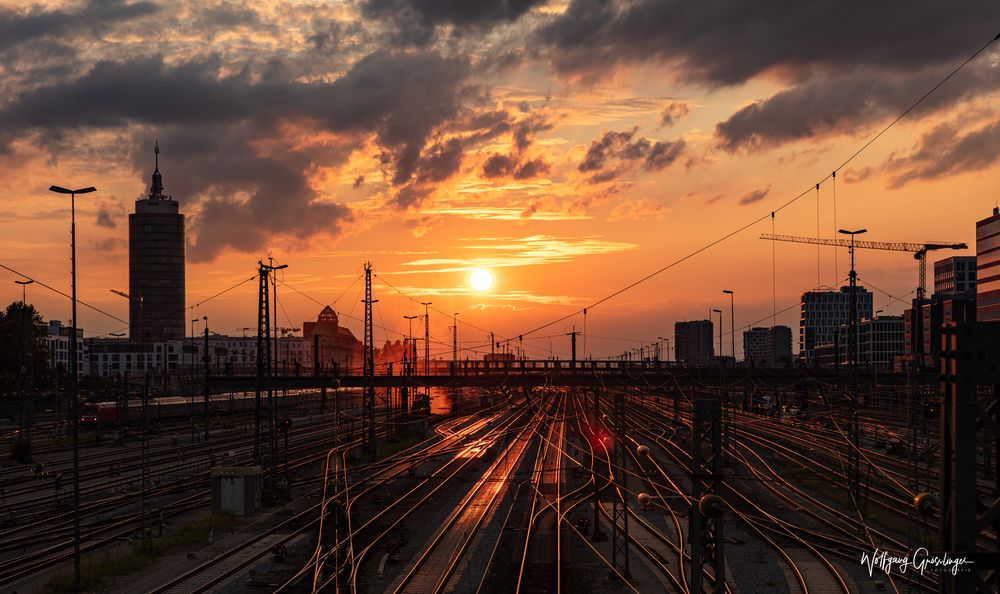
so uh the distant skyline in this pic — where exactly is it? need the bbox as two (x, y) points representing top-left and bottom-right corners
(1, 1), (998, 360)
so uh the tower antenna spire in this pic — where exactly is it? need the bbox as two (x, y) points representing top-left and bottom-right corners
(149, 140), (166, 199)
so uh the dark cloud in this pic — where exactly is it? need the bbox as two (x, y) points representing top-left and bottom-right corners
(362, 0), (546, 46)
(130, 125), (353, 262)
(483, 153), (518, 178)
(513, 112), (554, 151)
(659, 101), (690, 127)
(482, 153), (550, 179)
(0, 49), (474, 258)
(882, 118), (1000, 188)
(353, 175), (365, 188)
(579, 128), (685, 181)
(0, 0), (158, 52)
(715, 61), (1000, 152)
(95, 204), (117, 228)
(579, 128), (639, 172)
(541, 0), (998, 86)
(308, 17), (368, 55)
(543, 1), (999, 154)
(513, 157), (550, 179)
(194, 3), (259, 30)
(646, 139), (686, 170)
(412, 138), (465, 183)
(739, 187), (770, 205)
(0, 51), (469, 178)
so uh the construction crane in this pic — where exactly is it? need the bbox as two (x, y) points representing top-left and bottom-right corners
(761, 234), (966, 300)
(760, 233), (967, 365)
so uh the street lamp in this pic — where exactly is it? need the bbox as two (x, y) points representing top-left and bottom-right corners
(49, 183), (95, 592)
(722, 290), (735, 363)
(712, 308), (723, 364)
(839, 227), (866, 503)
(404, 315), (419, 375)
(202, 315), (209, 441)
(190, 317), (204, 441)
(658, 336), (670, 363)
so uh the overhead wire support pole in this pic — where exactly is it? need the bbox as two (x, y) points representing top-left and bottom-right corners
(255, 259), (286, 488)
(610, 386), (631, 578)
(421, 301), (432, 377)
(567, 326), (579, 369)
(254, 264), (269, 466)
(364, 263), (378, 461)
(939, 322), (1000, 593)
(689, 398), (726, 593)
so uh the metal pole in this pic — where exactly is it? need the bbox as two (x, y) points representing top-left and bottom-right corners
(70, 190), (81, 591)
(421, 302), (432, 377)
(49, 185), (97, 590)
(16, 279), (33, 439)
(203, 318), (210, 441)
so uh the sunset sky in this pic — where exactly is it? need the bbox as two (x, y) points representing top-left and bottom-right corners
(1, 1), (998, 360)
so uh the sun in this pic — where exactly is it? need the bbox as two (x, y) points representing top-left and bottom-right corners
(469, 269), (493, 291)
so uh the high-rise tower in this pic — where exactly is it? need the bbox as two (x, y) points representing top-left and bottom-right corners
(129, 142), (185, 342)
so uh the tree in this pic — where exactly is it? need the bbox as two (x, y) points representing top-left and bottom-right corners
(0, 301), (48, 395)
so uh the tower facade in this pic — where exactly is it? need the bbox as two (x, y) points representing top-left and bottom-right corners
(129, 142), (185, 342)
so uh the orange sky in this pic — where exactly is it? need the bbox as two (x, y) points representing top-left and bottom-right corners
(1, 1), (998, 359)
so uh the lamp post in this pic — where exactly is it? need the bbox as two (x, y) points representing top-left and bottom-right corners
(873, 309), (884, 389)
(15, 279), (33, 438)
(658, 336), (670, 363)
(190, 317), (204, 441)
(839, 227), (866, 504)
(49, 183), (95, 592)
(190, 318), (199, 376)
(403, 315), (418, 375)
(202, 316), (209, 441)
(723, 290), (735, 362)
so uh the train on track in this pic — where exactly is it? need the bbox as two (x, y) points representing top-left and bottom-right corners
(79, 390), (324, 429)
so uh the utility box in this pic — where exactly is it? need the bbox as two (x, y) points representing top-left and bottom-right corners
(211, 466), (261, 517)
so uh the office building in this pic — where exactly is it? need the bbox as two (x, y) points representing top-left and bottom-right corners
(129, 142), (185, 343)
(675, 320), (714, 365)
(743, 325), (792, 367)
(977, 207), (1000, 321)
(934, 256), (976, 297)
(800, 286), (873, 365)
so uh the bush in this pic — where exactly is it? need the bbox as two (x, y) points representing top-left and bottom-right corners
(10, 438), (31, 463)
